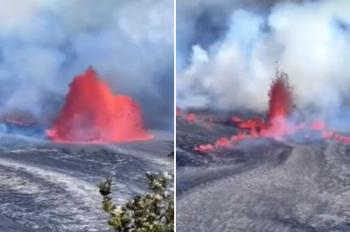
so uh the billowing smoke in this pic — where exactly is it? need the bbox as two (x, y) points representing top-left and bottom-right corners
(0, 0), (173, 130)
(177, 0), (350, 129)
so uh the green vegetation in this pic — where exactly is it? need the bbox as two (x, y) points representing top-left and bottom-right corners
(98, 172), (174, 232)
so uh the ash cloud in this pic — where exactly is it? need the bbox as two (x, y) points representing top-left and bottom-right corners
(177, 0), (350, 128)
(0, 0), (173, 130)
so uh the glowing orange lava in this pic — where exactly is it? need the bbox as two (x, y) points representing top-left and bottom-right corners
(47, 67), (152, 143)
(266, 74), (292, 123)
(185, 113), (197, 123)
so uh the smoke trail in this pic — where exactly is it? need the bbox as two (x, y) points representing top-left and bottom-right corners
(0, 0), (173, 129)
(177, 0), (350, 125)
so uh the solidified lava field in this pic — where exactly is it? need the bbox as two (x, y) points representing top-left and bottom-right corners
(176, 111), (350, 232)
(0, 133), (173, 232)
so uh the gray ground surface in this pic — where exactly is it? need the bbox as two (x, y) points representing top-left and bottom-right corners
(0, 134), (173, 232)
(177, 115), (350, 232)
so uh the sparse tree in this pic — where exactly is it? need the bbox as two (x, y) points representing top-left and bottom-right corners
(98, 173), (174, 232)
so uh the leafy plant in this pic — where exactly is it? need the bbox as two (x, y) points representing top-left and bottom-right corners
(98, 172), (174, 232)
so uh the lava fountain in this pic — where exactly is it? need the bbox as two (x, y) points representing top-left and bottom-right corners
(232, 71), (296, 139)
(47, 67), (152, 143)
(267, 73), (293, 123)
(260, 72), (296, 138)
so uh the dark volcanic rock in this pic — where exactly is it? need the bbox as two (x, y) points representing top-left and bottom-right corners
(0, 135), (173, 232)
(0, 215), (34, 232)
(176, 111), (350, 232)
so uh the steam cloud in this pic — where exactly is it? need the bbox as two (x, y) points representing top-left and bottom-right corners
(0, 0), (173, 129)
(177, 0), (350, 126)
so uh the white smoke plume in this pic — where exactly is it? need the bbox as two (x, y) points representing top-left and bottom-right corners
(177, 0), (350, 122)
(0, 0), (173, 129)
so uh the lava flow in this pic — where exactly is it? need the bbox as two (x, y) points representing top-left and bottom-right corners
(47, 67), (152, 143)
(177, 108), (198, 123)
(176, 108), (214, 129)
(0, 111), (36, 127)
(193, 71), (350, 154)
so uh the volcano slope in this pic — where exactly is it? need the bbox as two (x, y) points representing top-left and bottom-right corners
(177, 111), (350, 232)
(0, 132), (173, 232)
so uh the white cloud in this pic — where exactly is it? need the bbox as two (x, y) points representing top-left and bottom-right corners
(177, 0), (350, 116)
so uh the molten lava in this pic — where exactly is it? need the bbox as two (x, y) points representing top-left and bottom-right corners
(47, 67), (152, 143)
(231, 117), (264, 132)
(0, 109), (38, 126)
(192, 70), (350, 154)
(185, 113), (197, 123)
(176, 108), (215, 129)
(267, 74), (293, 123)
(232, 72), (295, 139)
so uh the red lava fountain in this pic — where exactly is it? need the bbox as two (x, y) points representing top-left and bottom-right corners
(47, 67), (152, 143)
(261, 73), (295, 138)
(267, 74), (293, 124)
(232, 71), (295, 139)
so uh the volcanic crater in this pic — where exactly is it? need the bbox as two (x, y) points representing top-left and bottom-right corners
(176, 72), (350, 232)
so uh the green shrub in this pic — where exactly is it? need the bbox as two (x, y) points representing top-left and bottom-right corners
(98, 172), (174, 232)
